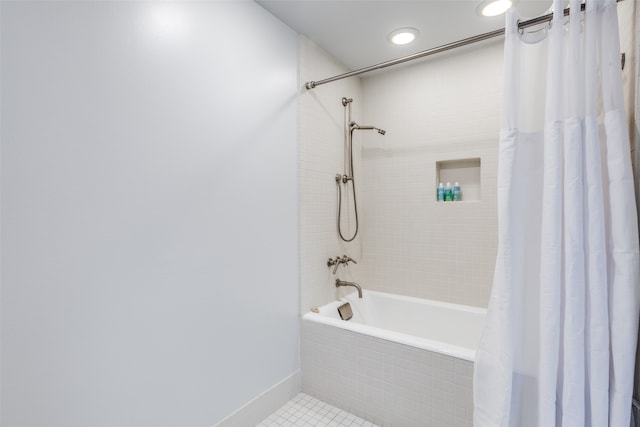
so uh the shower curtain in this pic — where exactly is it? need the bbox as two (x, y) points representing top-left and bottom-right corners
(473, 0), (640, 426)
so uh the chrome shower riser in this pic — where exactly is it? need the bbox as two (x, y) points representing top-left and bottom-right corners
(336, 96), (385, 242)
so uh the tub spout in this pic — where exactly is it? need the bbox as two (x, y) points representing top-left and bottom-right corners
(336, 279), (362, 298)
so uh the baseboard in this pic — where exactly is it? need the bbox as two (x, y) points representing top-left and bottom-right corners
(213, 371), (301, 427)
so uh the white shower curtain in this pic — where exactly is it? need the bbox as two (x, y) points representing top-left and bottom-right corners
(473, 0), (640, 426)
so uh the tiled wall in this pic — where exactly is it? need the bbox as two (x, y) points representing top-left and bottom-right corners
(358, 41), (504, 308)
(298, 36), (367, 313)
(617, 0), (637, 137)
(299, 37), (502, 310)
(301, 320), (474, 426)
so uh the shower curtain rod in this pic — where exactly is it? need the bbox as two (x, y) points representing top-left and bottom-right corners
(304, 0), (623, 89)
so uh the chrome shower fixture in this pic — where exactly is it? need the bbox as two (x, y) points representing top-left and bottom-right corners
(336, 279), (363, 299)
(336, 96), (386, 242)
(327, 255), (357, 274)
(349, 122), (386, 135)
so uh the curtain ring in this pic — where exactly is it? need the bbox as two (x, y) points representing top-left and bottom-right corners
(517, 19), (524, 34)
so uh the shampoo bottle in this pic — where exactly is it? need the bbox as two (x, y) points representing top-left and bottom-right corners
(445, 182), (453, 201)
(453, 182), (461, 201)
(437, 183), (445, 201)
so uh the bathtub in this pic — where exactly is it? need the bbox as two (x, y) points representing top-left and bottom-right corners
(301, 290), (486, 426)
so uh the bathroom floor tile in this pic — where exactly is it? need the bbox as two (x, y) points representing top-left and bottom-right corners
(257, 393), (378, 427)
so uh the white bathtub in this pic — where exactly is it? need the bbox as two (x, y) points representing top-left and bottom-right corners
(303, 290), (486, 361)
(301, 290), (487, 426)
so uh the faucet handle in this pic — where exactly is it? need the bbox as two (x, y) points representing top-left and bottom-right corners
(327, 257), (340, 274)
(329, 255), (356, 274)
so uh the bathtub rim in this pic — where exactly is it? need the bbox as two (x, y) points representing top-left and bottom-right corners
(303, 290), (487, 362)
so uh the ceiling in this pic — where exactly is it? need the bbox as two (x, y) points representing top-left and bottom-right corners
(257, 0), (555, 72)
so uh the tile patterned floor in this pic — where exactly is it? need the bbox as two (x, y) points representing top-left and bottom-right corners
(257, 393), (379, 427)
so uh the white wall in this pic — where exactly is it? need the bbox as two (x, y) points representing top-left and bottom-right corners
(0, 2), (299, 427)
(298, 36), (366, 313)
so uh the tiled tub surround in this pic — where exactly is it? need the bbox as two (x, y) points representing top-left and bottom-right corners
(359, 40), (503, 308)
(302, 291), (485, 426)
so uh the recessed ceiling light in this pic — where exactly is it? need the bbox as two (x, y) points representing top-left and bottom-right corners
(387, 27), (419, 45)
(477, 0), (513, 17)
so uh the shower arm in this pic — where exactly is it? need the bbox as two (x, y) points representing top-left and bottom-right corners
(343, 123), (385, 180)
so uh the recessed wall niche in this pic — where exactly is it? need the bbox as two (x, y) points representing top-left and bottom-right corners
(435, 158), (481, 202)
